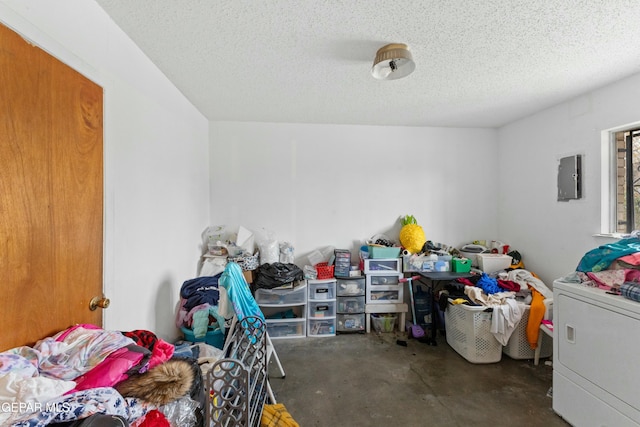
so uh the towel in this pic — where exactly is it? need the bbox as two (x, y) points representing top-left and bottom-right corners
(526, 288), (546, 349)
(506, 269), (552, 299)
(491, 298), (523, 346)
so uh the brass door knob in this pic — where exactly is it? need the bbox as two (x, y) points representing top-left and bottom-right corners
(89, 296), (110, 311)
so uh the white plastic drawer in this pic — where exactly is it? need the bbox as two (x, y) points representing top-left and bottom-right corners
(261, 304), (304, 322)
(337, 296), (365, 314)
(364, 258), (401, 274)
(366, 288), (403, 304)
(307, 318), (336, 337)
(336, 278), (365, 296)
(366, 274), (401, 287)
(337, 313), (365, 332)
(266, 319), (306, 339)
(308, 300), (336, 318)
(254, 283), (306, 305)
(307, 280), (336, 300)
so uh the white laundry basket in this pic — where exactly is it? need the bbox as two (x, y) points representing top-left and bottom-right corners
(444, 301), (502, 364)
(503, 303), (553, 360)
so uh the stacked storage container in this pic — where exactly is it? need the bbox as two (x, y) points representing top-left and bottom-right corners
(336, 277), (366, 333)
(364, 257), (404, 333)
(307, 278), (337, 337)
(255, 282), (307, 339)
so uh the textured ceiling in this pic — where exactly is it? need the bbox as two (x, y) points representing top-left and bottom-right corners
(95, 0), (640, 128)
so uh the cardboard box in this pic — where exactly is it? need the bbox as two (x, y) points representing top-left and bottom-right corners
(242, 270), (255, 284)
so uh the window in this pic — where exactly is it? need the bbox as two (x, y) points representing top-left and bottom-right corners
(614, 128), (640, 233)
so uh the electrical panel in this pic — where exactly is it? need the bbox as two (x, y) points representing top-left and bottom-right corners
(558, 154), (582, 201)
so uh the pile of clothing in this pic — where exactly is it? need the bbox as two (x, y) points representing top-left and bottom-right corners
(175, 275), (227, 342)
(446, 268), (552, 349)
(567, 236), (640, 303)
(0, 325), (203, 426)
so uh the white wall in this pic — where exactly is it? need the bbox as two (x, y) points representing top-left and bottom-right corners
(213, 72), (640, 288)
(498, 72), (640, 285)
(0, 0), (211, 341)
(210, 122), (499, 265)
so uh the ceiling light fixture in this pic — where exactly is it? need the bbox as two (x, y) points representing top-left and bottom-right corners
(371, 43), (415, 80)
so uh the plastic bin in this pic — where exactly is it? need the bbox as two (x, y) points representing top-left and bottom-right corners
(435, 255), (451, 272)
(266, 319), (306, 339)
(444, 301), (502, 363)
(452, 258), (472, 273)
(315, 262), (335, 279)
(368, 245), (402, 259)
(476, 253), (512, 273)
(337, 313), (365, 332)
(503, 304), (553, 360)
(181, 326), (224, 349)
(371, 313), (397, 333)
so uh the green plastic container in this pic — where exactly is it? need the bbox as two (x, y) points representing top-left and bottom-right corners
(368, 245), (401, 259)
(452, 258), (472, 273)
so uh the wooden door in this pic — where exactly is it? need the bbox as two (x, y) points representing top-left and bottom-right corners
(0, 23), (104, 351)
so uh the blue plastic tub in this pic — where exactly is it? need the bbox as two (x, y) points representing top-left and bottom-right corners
(180, 326), (224, 349)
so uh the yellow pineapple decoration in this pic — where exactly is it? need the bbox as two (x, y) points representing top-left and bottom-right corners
(399, 215), (426, 254)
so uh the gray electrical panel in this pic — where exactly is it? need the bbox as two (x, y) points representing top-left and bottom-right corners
(558, 154), (582, 201)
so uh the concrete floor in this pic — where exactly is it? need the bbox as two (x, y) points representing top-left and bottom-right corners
(269, 331), (570, 427)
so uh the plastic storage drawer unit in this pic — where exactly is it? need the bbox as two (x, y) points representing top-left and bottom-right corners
(365, 273), (403, 304)
(255, 283), (306, 305)
(333, 249), (352, 278)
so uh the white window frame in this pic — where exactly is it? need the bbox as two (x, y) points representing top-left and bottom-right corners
(600, 121), (640, 236)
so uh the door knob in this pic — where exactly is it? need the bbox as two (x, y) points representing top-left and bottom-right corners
(89, 296), (110, 311)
